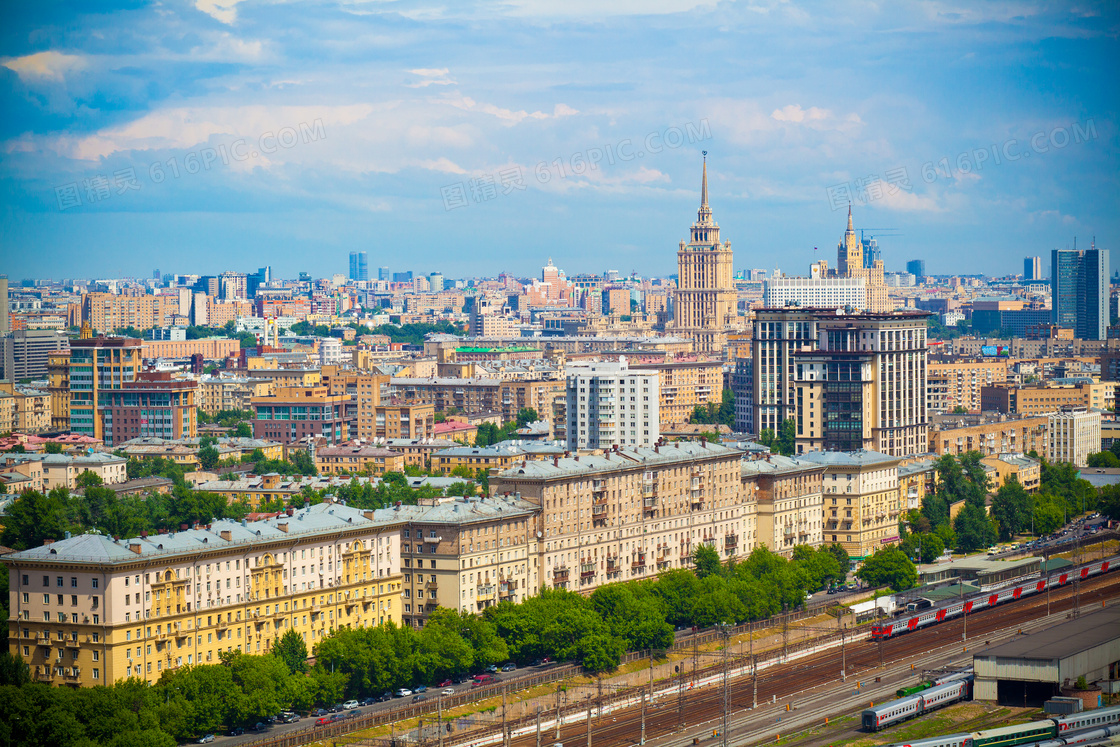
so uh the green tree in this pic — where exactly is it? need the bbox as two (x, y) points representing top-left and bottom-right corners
(273, 628), (309, 674)
(900, 532), (944, 564)
(1033, 499), (1065, 535)
(44, 442), (63, 454)
(515, 408), (539, 427)
(823, 543), (850, 574)
(1087, 451), (1120, 468)
(198, 445), (220, 471)
(774, 418), (796, 456)
(233, 422), (252, 438)
(692, 544), (721, 579)
(989, 477), (1034, 541)
(953, 503), (997, 552)
(75, 470), (103, 489)
(952, 405), (968, 414)
(856, 547), (917, 592)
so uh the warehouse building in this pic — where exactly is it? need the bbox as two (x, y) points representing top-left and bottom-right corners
(973, 606), (1120, 706)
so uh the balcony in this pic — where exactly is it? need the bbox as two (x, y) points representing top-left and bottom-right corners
(552, 567), (569, 583)
(498, 583), (513, 599)
(592, 504), (608, 516)
(426, 578), (439, 590)
(580, 563), (596, 579)
(36, 634), (51, 647)
(274, 606), (290, 618)
(724, 534), (738, 550)
(476, 585), (496, 600)
(35, 669), (53, 682)
(631, 553), (647, 569)
(641, 480), (657, 498)
(62, 668), (81, 680)
(605, 556), (620, 572)
(643, 496), (658, 510)
(65, 637), (81, 649)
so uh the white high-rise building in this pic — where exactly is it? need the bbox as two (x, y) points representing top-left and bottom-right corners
(762, 276), (867, 309)
(1047, 408), (1100, 468)
(565, 359), (659, 450)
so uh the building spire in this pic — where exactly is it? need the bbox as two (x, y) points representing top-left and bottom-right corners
(847, 204), (854, 233)
(701, 151), (709, 208)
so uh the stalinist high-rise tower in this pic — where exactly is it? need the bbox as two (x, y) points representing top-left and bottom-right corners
(836, 206), (890, 312)
(670, 154), (736, 354)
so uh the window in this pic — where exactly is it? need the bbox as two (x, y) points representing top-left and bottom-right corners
(57, 577), (63, 587)
(42, 576), (49, 587)
(92, 579), (98, 589)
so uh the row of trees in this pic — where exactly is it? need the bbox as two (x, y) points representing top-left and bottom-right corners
(473, 408), (540, 447)
(757, 418), (796, 456)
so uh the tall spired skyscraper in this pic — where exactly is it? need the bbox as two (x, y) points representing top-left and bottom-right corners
(670, 155), (736, 354)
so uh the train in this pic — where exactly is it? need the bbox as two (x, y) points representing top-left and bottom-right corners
(880, 705), (1120, 747)
(897, 671), (975, 699)
(871, 556), (1118, 641)
(863, 677), (974, 731)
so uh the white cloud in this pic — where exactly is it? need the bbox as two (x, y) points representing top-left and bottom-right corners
(443, 94), (576, 125)
(2, 51), (86, 83)
(406, 68), (456, 88)
(195, 0), (248, 25)
(875, 182), (944, 213)
(500, 0), (719, 18)
(417, 157), (467, 174)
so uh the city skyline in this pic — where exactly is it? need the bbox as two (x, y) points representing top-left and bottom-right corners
(1, 2), (1116, 280)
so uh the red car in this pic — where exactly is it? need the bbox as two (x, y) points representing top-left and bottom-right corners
(437, 679), (452, 688)
(315, 717), (331, 726)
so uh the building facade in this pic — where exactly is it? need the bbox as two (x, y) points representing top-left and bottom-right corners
(631, 359), (723, 425)
(68, 337), (143, 442)
(101, 372), (197, 447)
(1047, 408), (1100, 468)
(1, 329), (69, 382)
(1052, 245), (1108, 340)
(3, 503), (403, 687)
(563, 359), (659, 450)
(928, 414), (1049, 457)
(740, 454), (824, 557)
(800, 450), (903, 560)
(251, 386), (350, 445)
(669, 157), (737, 354)
(762, 277), (867, 310)
(491, 441), (749, 592)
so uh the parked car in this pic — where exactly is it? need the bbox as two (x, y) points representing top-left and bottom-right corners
(361, 697), (376, 706)
(343, 700), (359, 710)
(500, 663), (516, 672)
(280, 712), (301, 723)
(227, 727), (245, 736)
(197, 736), (216, 744)
(441, 687), (455, 697)
(412, 694), (428, 703)
(251, 722), (267, 732)
(414, 685), (428, 693)
(379, 691), (393, 702)
(396, 688), (413, 697)
(472, 674), (494, 687)
(486, 664), (499, 673)
(330, 703), (344, 713)
(316, 717), (331, 726)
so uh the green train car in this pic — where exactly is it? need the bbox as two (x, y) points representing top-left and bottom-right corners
(896, 682), (933, 698)
(969, 721), (1056, 747)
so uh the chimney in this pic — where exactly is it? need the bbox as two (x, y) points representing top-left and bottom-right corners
(220, 530), (232, 541)
(140, 531), (148, 539)
(286, 507), (295, 516)
(574, 455), (579, 461)
(277, 522), (289, 533)
(129, 543), (143, 555)
(655, 444), (659, 453)
(363, 510), (375, 520)
(553, 456), (559, 467)
(180, 524), (188, 531)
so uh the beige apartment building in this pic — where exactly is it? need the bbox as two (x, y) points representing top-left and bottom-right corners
(389, 496), (540, 628)
(3, 503), (404, 687)
(82, 293), (180, 334)
(980, 382), (1115, 417)
(631, 359), (724, 425)
(740, 454), (824, 558)
(491, 441), (749, 591)
(927, 359), (1008, 413)
(198, 375), (274, 415)
(928, 415), (1049, 457)
(0, 385), (50, 434)
(801, 450), (903, 561)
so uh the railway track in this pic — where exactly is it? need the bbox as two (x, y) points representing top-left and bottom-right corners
(493, 573), (1120, 747)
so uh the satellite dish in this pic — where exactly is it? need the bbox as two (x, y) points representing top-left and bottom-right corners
(536, 531), (543, 538)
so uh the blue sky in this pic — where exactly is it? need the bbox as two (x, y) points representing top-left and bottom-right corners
(1, 0), (1116, 281)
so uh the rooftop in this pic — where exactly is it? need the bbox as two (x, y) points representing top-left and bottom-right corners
(376, 495), (538, 525)
(1, 502), (403, 566)
(974, 606), (1120, 661)
(740, 452), (824, 477)
(799, 449), (902, 468)
(496, 441), (738, 480)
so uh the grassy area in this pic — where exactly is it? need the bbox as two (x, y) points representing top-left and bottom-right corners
(764, 702), (1041, 747)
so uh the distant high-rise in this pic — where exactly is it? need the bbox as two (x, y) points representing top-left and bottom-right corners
(378, 266), (390, 282)
(1052, 244), (1109, 340)
(669, 155), (736, 353)
(906, 259), (925, 280)
(349, 252), (369, 281)
(152, 269), (161, 280)
(0, 276), (8, 337)
(1024, 256), (1042, 280)
(861, 235), (881, 269)
(392, 271), (413, 283)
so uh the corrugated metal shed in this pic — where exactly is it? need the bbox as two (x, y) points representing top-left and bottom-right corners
(973, 607), (1120, 702)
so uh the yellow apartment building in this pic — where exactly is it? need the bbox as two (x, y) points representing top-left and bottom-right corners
(3, 503), (403, 687)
